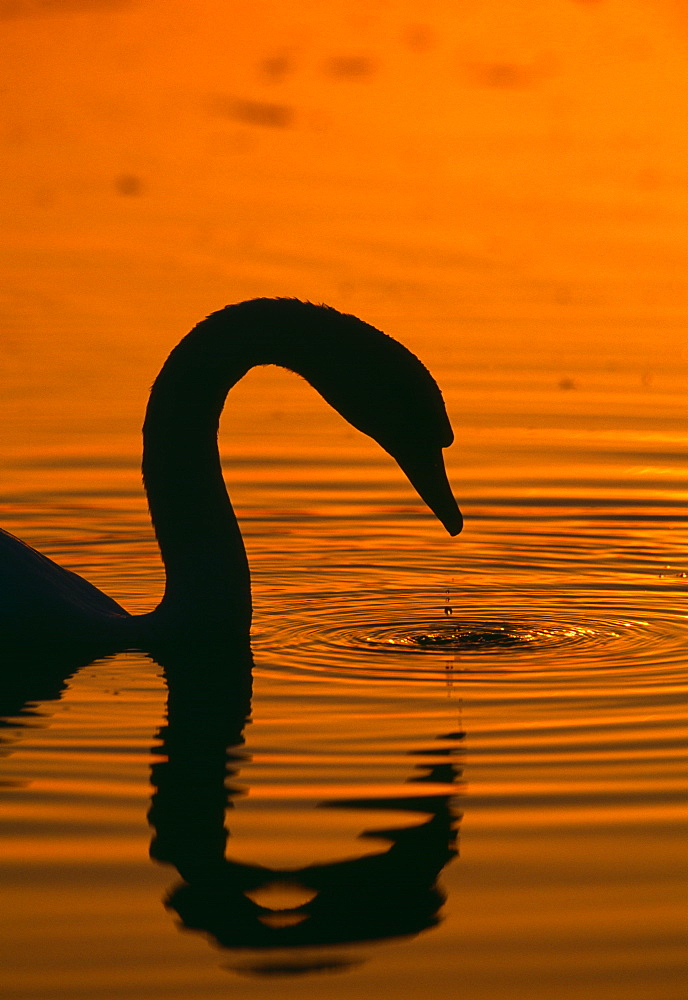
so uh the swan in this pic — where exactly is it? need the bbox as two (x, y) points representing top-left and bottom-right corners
(0, 298), (461, 657)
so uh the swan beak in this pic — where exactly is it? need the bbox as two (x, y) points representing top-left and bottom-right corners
(394, 449), (463, 536)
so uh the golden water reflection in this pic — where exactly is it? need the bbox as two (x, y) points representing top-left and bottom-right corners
(1, 1), (687, 997)
(148, 647), (462, 973)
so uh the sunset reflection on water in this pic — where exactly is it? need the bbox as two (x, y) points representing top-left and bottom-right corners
(1, 2), (687, 998)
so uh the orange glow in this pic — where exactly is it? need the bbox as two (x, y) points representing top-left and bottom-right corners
(1, 3), (687, 998)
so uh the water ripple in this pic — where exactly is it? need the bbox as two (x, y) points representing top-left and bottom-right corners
(254, 598), (688, 686)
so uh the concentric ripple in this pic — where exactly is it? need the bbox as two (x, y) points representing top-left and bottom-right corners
(360, 621), (612, 652)
(253, 594), (688, 686)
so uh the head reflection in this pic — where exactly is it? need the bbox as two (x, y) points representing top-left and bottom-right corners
(148, 643), (464, 975)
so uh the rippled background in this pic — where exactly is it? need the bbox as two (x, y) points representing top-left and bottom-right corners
(1, 2), (687, 998)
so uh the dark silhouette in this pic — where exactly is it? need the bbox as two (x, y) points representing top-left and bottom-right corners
(148, 646), (463, 975)
(0, 298), (461, 669)
(0, 640), (462, 977)
(0, 302), (464, 975)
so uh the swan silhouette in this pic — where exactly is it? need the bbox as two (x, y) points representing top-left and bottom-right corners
(0, 298), (461, 658)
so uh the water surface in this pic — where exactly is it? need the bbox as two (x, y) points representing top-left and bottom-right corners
(1, 347), (685, 999)
(1, 2), (687, 998)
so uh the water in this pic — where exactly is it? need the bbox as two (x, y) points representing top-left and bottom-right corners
(1, 348), (685, 998)
(1, 2), (687, 998)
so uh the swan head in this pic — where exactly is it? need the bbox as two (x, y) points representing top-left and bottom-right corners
(272, 301), (463, 536)
(181, 299), (462, 535)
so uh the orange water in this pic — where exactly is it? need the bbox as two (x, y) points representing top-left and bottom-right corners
(1, 3), (687, 998)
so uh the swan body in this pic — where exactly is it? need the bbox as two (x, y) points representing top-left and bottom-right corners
(0, 298), (461, 657)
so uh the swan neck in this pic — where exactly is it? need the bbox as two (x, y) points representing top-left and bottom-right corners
(140, 296), (457, 637)
(142, 334), (252, 635)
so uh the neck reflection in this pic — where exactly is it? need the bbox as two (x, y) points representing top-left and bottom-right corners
(148, 643), (464, 976)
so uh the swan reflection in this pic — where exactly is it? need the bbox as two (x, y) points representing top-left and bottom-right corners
(149, 645), (464, 975)
(0, 299), (463, 976)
